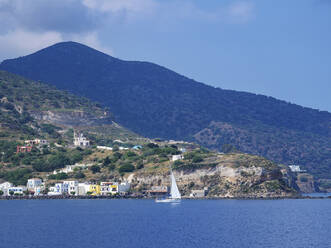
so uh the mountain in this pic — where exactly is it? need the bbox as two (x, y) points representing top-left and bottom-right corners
(0, 42), (330, 180)
(0, 70), (299, 197)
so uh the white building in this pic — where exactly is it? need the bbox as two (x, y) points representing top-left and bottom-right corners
(25, 139), (48, 146)
(7, 186), (27, 196)
(97, 146), (113, 151)
(77, 183), (91, 196)
(27, 178), (43, 190)
(118, 182), (130, 193)
(179, 147), (187, 153)
(48, 185), (62, 196)
(190, 189), (206, 198)
(53, 163), (90, 175)
(74, 132), (90, 147)
(172, 155), (184, 161)
(63, 181), (79, 195)
(0, 182), (13, 196)
(289, 165), (303, 173)
(100, 182), (130, 195)
(100, 182), (118, 196)
(51, 183), (65, 195)
(119, 147), (129, 150)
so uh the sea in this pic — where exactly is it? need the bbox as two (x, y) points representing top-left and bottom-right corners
(0, 198), (330, 248)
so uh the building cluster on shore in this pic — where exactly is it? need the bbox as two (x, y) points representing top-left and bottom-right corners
(0, 179), (130, 197)
(48, 181), (130, 196)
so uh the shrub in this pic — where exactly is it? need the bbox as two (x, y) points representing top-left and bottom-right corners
(112, 152), (122, 162)
(108, 164), (116, 171)
(136, 161), (144, 170)
(103, 156), (111, 166)
(48, 172), (68, 180)
(125, 151), (137, 158)
(74, 171), (85, 179)
(192, 155), (203, 163)
(119, 163), (135, 173)
(90, 165), (101, 174)
(173, 160), (184, 167)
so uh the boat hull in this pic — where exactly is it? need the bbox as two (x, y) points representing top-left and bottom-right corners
(155, 198), (181, 203)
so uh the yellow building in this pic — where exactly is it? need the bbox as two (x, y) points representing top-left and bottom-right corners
(88, 184), (101, 196)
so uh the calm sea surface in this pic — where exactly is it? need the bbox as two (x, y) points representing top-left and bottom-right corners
(0, 199), (330, 248)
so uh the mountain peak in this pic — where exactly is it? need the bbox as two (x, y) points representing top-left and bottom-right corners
(0, 43), (330, 180)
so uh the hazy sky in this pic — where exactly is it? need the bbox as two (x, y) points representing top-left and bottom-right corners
(0, 0), (330, 111)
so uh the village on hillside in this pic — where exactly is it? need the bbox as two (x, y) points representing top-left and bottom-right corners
(0, 131), (208, 198)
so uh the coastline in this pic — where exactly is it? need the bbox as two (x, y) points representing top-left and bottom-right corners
(1, 195), (330, 200)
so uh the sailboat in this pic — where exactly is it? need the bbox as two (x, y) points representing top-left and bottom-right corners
(155, 169), (181, 203)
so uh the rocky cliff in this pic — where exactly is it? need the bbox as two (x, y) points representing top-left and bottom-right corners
(127, 153), (298, 198)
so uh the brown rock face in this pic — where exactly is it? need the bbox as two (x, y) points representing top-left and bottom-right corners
(128, 154), (298, 198)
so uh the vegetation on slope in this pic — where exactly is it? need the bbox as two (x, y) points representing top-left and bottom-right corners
(0, 42), (329, 180)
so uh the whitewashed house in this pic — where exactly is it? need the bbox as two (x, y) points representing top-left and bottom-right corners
(179, 147), (187, 153)
(48, 185), (62, 196)
(25, 139), (48, 146)
(118, 182), (131, 194)
(51, 183), (65, 195)
(27, 178), (42, 190)
(27, 178), (44, 196)
(97, 146), (113, 151)
(100, 182), (118, 195)
(7, 186), (27, 196)
(172, 155), (184, 161)
(74, 132), (90, 147)
(63, 181), (79, 195)
(53, 163), (90, 175)
(289, 165), (304, 173)
(77, 183), (91, 196)
(190, 189), (206, 198)
(0, 182), (13, 196)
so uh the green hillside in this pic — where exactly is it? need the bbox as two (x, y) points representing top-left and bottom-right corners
(1, 42), (329, 181)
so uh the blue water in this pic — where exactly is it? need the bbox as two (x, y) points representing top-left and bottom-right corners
(0, 199), (330, 248)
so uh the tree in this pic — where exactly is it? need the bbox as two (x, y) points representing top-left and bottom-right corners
(103, 156), (111, 166)
(112, 145), (119, 152)
(192, 155), (203, 163)
(108, 163), (116, 171)
(118, 163), (135, 173)
(125, 151), (137, 158)
(136, 160), (144, 170)
(112, 152), (122, 162)
(74, 171), (85, 179)
(9, 190), (14, 196)
(146, 143), (159, 149)
(48, 172), (68, 180)
(90, 165), (101, 174)
(0, 190), (3, 196)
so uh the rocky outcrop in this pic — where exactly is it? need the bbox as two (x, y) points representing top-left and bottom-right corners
(128, 157), (298, 198)
(30, 110), (113, 127)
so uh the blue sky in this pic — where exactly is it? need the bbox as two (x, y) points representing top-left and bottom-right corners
(0, 0), (330, 111)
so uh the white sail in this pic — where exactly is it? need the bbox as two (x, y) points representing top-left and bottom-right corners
(170, 171), (181, 199)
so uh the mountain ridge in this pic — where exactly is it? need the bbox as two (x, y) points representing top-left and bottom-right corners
(0, 41), (330, 180)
